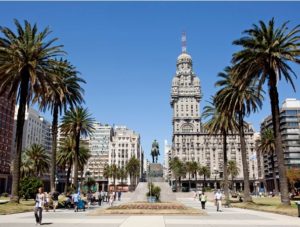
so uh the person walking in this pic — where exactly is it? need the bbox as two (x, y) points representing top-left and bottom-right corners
(98, 190), (104, 206)
(44, 192), (50, 212)
(72, 191), (79, 212)
(118, 190), (122, 201)
(34, 187), (45, 225)
(108, 192), (114, 206)
(200, 192), (207, 209)
(87, 191), (93, 209)
(51, 191), (59, 212)
(215, 189), (223, 212)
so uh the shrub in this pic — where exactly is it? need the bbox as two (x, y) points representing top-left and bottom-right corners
(19, 177), (43, 200)
(146, 183), (161, 201)
(1, 192), (9, 197)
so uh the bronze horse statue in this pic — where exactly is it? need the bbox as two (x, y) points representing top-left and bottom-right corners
(151, 139), (160, 163)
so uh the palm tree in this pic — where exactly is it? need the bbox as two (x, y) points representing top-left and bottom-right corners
(110, 164), (119, 191)
(35, 60), (85, 193)
(202, 99), (236, 204)
(169, 157), (186, 192)
(118, 167), (128, 190)
(24, 144), (50, 177)
(20, 153), (34, 178)
(227, 160), (240, 191)
(215, 67), (263, 202)
(198, 165), (210, 191)
(256, 128), (278, 195)
(232, 18), (300, 205)
(190, 161), (199, 190)
(126, 156), (140, 191)
(60, 107), (95, 190)
(185, 161), (193, 191)
(57, 136), (91, 193)
(0, 20), (64, 202)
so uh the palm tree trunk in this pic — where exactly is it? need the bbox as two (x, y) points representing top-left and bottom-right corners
(188, 173), (191, 192)
(11, 71), (30, 203)
(271, 152), (279, 195)
(223, 130), (230, 205)
(74, 130), (81, 191)
(65, 163), (72, 194)
(238, 111), (252, 202)
(269, 75), (290, 205)
(51, 105), (59, 193)
(195, 172), (198, 190)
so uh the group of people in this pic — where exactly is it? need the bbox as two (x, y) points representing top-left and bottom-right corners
(194, 189), (224, 212)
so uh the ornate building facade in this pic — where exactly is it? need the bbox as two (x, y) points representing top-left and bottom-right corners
(170, 35), (259, 191)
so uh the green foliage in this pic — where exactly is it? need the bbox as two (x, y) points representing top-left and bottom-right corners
(1, 192), (9, 197)
(19, 177), (43, 200)
(146, 183), (161, 201)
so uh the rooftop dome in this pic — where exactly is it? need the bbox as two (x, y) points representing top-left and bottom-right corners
(177, 52), (192, 61)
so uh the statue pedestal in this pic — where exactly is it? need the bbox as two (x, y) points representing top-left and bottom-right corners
(148, 163), (164, 182)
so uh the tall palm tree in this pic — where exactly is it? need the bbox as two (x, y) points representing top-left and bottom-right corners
(24, 144), (51, 177)
(169, 157), (186, 192)
(110, 164), (119, 191)
(232, 18), (300, 205)
(256, 128), (278, 195)
(198, 165), (210, 191)
(227, 160), (240, 191)
(215, 67), (263, 202)
(190, 161), (199, 190)
(0, 20), (64, 202)
(35, 60), (85, 193)
(57, 136), (91, 193)
(60, 107), (95, 190)
(202, 99), (236, 204)
(126, 156), (140, 191)
(20, 153), (34, 178)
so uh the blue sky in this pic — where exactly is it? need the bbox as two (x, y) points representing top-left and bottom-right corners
(1, 2), (300, 163)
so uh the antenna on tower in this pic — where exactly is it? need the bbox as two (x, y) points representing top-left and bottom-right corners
(181, 31), (187, 53)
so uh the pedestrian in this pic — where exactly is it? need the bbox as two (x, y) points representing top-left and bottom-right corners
(34, 187), (45, 225)
(87, 191), (92, 209)
(118, 190), (122, 201)
(108, 192), (114, 206)
(72, 191), (79, 212)
(105, 191), (108, 203)
(44, 192), (51, 212)
(51, 190), (59, 212)
(215, 189), (223, 212)
(200, 192), (207, 209)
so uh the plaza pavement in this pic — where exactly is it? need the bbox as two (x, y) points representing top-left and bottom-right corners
(0, 197), (300, 227)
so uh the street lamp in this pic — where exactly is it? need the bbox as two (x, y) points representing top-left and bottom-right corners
(213, 167), (219, 190)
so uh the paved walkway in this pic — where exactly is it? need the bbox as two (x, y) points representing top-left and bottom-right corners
(1, 197), (300, 227)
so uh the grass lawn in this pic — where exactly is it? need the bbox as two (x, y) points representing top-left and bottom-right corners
(230, 196), (299, 217)
(0, 197), (35, 215)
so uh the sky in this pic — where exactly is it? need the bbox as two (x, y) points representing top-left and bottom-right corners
(1, 2), (300, 163)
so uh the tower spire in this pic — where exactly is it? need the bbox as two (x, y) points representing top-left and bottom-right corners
(181, 32), (187, 53)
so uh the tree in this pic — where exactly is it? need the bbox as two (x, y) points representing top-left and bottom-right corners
(56, 136), (90, 193)
(190, 161), (199, 190)
(20, 153), (34, 178)
(110, 164), (119, 191)
(256, 129), (279, 195)
(126, 156), (140, 191)
(60, 107), (95, 190)
(227, 160), (240, 191)
(202, 98), (236, 204)
(24, 144), (50, 177)
(169, 157), (186, 192)
(0, 20), (64, 202)
(198, 165), (210, 191)
(185, 161), (193, 191)
(35, 60), (85, 193)
(286, 168), (300, 192)
(118, 167), (128, 190)
(232, 18), (300, 205)
(215, 66), (263, 202)
(84, 171), (96, 191)
(19, 177), (43, 200)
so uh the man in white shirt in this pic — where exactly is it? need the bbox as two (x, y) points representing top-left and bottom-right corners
(34, 187), (45, 225)
(214, 189), (223, 212)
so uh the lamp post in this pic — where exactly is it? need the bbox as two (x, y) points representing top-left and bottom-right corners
(213, 167), (219, 190)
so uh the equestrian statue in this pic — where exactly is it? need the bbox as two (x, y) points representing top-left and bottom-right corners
(151, 139), (160, 163)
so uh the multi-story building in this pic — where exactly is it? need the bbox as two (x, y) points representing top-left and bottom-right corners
(108, 126), (142, 190)
(259, 98), (300, 191)
(13, 106), (52, 153)
(163, 140), (172, 181)
(85, 123), (112, 191)
(170, 34), (258, 191)
(0, 91), (15, 194)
